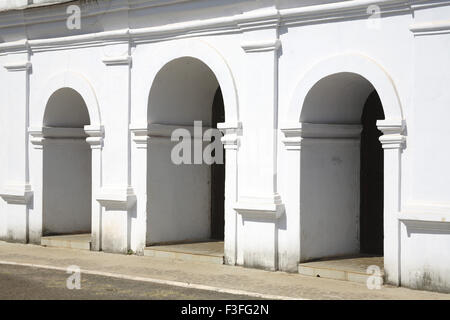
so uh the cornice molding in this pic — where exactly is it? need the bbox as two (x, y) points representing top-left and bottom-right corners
(130, 124), (149, 149)
(301, 123), (362, 139)
(280, 0), (411, 26)
(281, 126), (302, 151)
(241, 39), (281, 53)
(234, 193), (285, 220)
(3, 60), (31, 72)
(400, 218), (450, 235)
(147, 123), (212, 140)
(409, 20), (450, 36)
(96, 187), (136, 211)
(0, 39), (29, 55)
(85, 125), (104, 149)
(0, 183), (33, 205)
(102, 54), (132, 66)
(377, 119), (406, 149)
(29, 127), (44, 149)
(217, 121), (242, 150)
(0, 1), (415, 54)
(42, 126), (87, 139)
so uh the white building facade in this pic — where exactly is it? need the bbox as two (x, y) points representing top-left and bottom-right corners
(0, 0), (450, 293)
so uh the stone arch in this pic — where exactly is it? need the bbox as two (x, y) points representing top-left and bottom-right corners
(38, 71), (101, 127)
(140, 39), (239, 125)
(287, 53), (403, 125)
(285, 54), (405, 280)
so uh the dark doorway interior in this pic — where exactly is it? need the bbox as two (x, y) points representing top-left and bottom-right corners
(360, 90), (385, 255)
(211, 88), (225, 240)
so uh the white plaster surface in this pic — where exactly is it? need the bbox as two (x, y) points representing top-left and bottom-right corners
(1, 0), (450, 293)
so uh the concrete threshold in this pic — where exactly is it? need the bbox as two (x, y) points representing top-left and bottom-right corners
(298, 255), (384, 284)
(41, 234), (91, 251)
(144, 241), (224, 264)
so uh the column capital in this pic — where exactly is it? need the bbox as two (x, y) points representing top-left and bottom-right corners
(377, 119), (406, 149)
(29, 127), (44, 149)
(281, 124), (302, 151)
(130, 124), (149, 149)
(217, 122), (242, 150)
(84, 125), (104, 149)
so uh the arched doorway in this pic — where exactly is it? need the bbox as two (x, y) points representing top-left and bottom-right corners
(299, 72), (384, 261)
(145, 57), (225, 255)
(42, 88), (92, 237)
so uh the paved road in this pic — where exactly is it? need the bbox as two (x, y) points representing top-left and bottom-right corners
(0, 264), (258, 300)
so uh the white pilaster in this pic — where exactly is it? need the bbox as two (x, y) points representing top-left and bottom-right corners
(85, 125), (104, 251)
(234, 8), (284, 270)
(28, 127), (44, 243)
(218, 121), (241, 265)
(129, 124), (149, 255)
(0, 41), (32, 243)
(97, 43), (134, 253)
(279, 125), (302, 271)
(377, 119), (406, 286)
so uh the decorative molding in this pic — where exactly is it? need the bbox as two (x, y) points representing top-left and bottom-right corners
(235, 7), (280, 32)
(0, 184), (33, 205)
(0, 39), (29, 56)
(42, 126), (87, 139)
(28, 127), (44, 149)
(147, 123), (211, 140)
(281, 125), (302, 151)
(301, 123), (362, 139)
(84, 125), (104, 149)
(409, 20), (450, 36)
(130, 124), (149, 149)
(377, 119), (406, 149)
(400, 219), (450, 236)
(234, 193), (285, 220)
(280, 0), (411, 26)
(241, 39), (281, 53)
(217, 121), (242, 150)
(96, 187), (136, 211)
(3, 60), (31, 72)
(0, 1), (414, 54)
(102, 55), (132, 66)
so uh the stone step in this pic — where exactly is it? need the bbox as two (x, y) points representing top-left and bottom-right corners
(298, 256), (384, 284)
(41, 234), (91, 251)
(144, 241), (224, 264)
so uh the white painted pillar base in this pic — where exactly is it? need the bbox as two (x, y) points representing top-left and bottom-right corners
(0, 44), (32, 244)
(235, 8), (284, 270)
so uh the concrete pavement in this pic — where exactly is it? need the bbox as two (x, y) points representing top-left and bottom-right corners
(0, 241), (449, 300)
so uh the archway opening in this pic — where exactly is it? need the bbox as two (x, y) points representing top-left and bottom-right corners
(146, 57), (225, 258)
(42, 88), (92, 238)
(299, 72), (384, 264)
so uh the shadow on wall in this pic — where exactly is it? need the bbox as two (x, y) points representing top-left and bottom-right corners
(42, 87), (92, 236)
(299, 72), (385, 262)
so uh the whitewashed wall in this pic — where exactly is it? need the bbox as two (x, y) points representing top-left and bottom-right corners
(0, 0), (449, 293)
